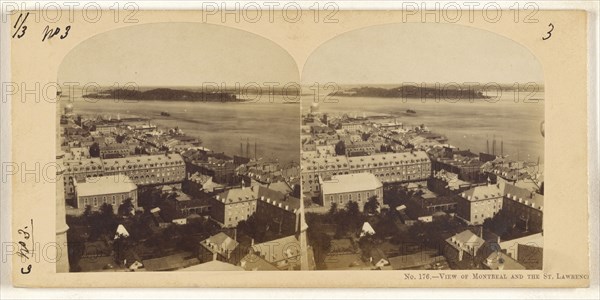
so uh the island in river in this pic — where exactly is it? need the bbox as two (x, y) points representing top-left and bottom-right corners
(330, 85), (490, 100)
(83, 88), (243, 102)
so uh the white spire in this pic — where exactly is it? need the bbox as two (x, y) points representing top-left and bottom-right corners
(299, 194), (309, 270)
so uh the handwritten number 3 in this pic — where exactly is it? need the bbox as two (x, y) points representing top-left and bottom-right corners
(21, 264), (32, 274)
(61, 26), (71, 39)
(542, 23), (554, 41)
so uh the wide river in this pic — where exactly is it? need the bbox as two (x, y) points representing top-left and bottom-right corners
(62, 89), (544, 166)
(301, 91), (545, 163)
(65, 93), (300, 165)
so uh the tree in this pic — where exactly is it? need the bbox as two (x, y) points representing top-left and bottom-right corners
(363, 196), (380, 215)
(97, 203), (117, 236)
(89, 142), (100, 157)
(82, 205), (93, 218)
(328, 202), (338, 219)
(346, 201), (360, 218)
(237, 214), (269, 243)
(334, 140), (346, 156)
(118, 198), (135, 216)
(344, 201), (363, 234)
(99, 203), (114, 217)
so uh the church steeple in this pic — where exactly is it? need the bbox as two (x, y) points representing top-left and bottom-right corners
(298, 194), (309, 270)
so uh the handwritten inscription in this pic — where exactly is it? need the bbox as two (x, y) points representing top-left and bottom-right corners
(16, 219), (34, 274)
(12, 12), (72, 42)
(542, 23), (554, 40)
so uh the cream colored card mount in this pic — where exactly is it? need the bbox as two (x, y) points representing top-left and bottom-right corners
(3, 6), (592, 288)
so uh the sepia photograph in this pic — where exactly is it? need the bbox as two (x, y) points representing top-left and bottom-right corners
(56, 23), (304, 272)
(300, 23), (545, 271)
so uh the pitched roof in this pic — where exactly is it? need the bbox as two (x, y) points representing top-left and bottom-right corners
(360, 222), (375, 237)
(445, 230), (485, 252)
(257, 186), (301, 211)
(321, 173), (383, 195)
(264, 181), (292, 194)
(502, 183), (544, 211)
(484, 252), (526, 270)
(76, 174), (137, 197)
(114, 224), (130, 239)
(347, 151), (430, 167)
(251, 235), (300, 263)
(240, 253), (279, 271)
(201, 232), (239, 255)
(217, 186), (259, 204)
(460, 184), (503, 202)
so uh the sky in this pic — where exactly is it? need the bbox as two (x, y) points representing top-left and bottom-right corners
(58, 23), (299, 87)
(302, 23), (544, 85)
(59, 22), (543, 87)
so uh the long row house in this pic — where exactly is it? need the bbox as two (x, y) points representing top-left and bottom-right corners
(301, 151), (431, 194)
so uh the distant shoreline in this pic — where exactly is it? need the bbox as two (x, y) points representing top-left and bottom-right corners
(330, 86), (491, 100)
(83, 88), (246, 103)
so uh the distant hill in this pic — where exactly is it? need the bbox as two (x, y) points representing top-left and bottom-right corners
(83, 88), (241, 102)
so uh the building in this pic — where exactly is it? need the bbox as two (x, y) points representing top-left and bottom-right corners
(209, 186), (259, 227)
(341, 122), (363, 132)
(95, 124), (117, 135)
(198, 232), (240, 263)
(185, 173), (225, 196)
(429, 147), (485, 182)
(431, 156), (484, 183)
(455, 183), (504, 225)
(74, 174), (137, 214)
(173, 198), (212, 217)
(66, 147), (90, 160)
(102, 154), (186, 187)
(187, 159), (239, 186)
(250, 235), (302, 270)
(301, 151), (431, 195)
(208, 185), (300, 230)
(240, 252), (279, 271)
(456, 181), (544, 232)
(63, 157), (105, 200)
(320, 173), (383, 210)
(502, 183), (544, 233)
(301, 156), (350, 194)
(345, 141), (376, 157)
(498, 233), (543, 269)
(427, 170), (477, 196)
(255, 186), (301, 236)
(483, 251), (526, 270)
(346, 151), (431, 184)
(444, 230), (485, 262)
(63, 154), (186, 201)
(99, 142), (131, 158)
